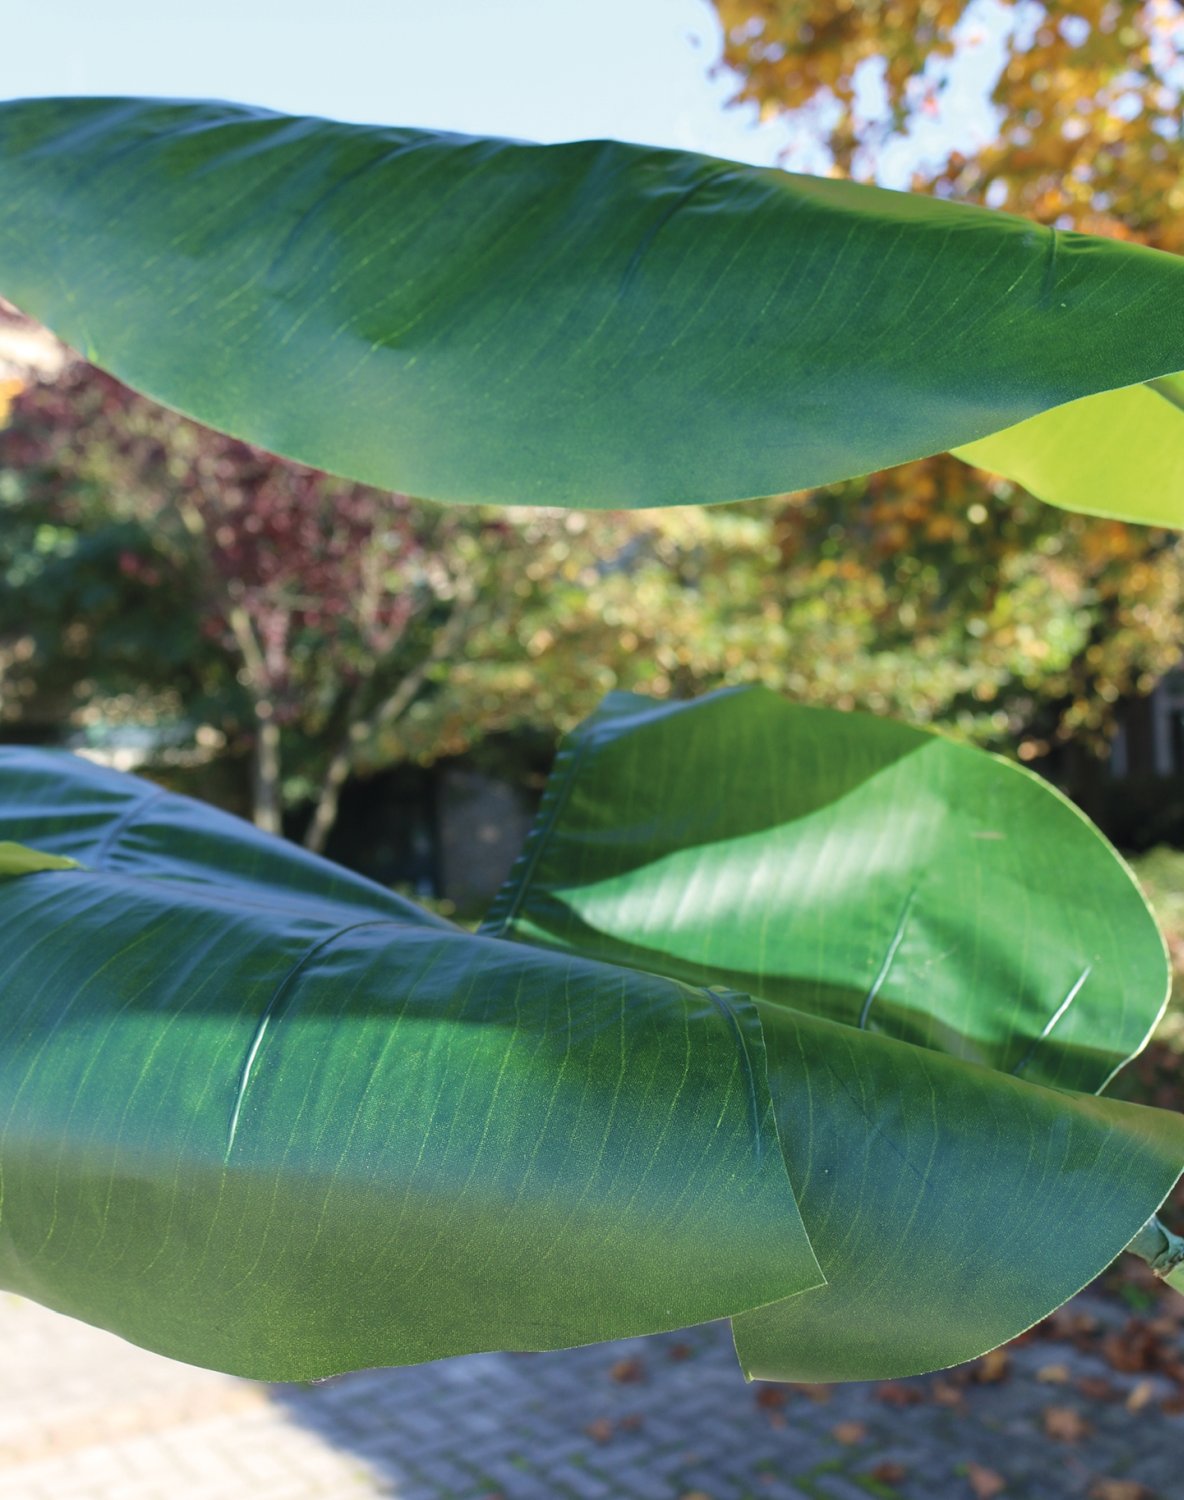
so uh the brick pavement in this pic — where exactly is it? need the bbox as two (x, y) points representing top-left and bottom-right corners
(2, 1288), (1183, 1500)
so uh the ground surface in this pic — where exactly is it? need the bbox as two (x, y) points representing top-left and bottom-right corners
(3, 1283), (1183, 1500)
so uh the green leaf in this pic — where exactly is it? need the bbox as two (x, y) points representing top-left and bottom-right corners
(0, 748), (820, 1380)
(0, 841), (80, 877)
(486, 687), (1184, 1380)
(1, 98), (1183, 515)
(954, 375), (1184, 527)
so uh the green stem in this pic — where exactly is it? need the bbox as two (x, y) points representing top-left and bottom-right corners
(1129, 1213), (1184, 1292)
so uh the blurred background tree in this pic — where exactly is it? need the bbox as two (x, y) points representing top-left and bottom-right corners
(3, 332), (1184, 874)
(708, 0), (1184, 763)
(4, 0), (1184, 891)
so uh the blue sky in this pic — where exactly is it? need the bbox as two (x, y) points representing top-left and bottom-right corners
(3, 1), (790, 162)
(3, 0), (1007, 182)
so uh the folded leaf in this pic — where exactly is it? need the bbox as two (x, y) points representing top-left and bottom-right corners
(1, 97), (1182, 517)
(486, 687), (1184, 1379)
(0, 750), (819, 1380)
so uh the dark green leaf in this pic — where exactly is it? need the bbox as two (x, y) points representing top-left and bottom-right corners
(1, 98), (1182, 515)
(486, 688), (1184, 1379)
(0, 749), (819, 1379)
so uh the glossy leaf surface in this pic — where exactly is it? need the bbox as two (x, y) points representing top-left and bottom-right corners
(1, 97), (1183, 514)
(486, 688), (1184, 1379)
(0, 750), (819, 1380)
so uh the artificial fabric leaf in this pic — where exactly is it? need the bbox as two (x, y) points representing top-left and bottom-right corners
(485, 687), (1184, 1380)
(0, 749), (820, 1380)
(0, 97), (1183, 516)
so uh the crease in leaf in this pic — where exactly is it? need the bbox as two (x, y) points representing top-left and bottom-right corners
(0, 746), (821, 1380)
(486, 685), (1184, 1381)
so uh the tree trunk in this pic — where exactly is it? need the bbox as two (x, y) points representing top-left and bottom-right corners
(252, 704), (283, 836)
(225, 601), (284, 836)
(301, 595), (480, 855)
(302, 742), (352, 855)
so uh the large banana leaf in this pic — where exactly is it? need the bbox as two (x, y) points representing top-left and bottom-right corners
(954, 374), (1184, 527)
(0, 748), (820, 1380)
(484, 688), (1184, 1380)
(0, 97), (1183, 520)
(2, 693), (1182, 1381)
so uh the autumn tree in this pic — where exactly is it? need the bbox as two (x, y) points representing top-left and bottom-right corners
(711, 0), (1184, 756)
(6, 336), (1184, 843)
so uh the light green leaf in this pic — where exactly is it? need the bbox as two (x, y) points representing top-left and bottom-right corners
(486, 687), (1184, 1379)
(0, 749), (820, 1380)
(0, 841), (80, 877)
(1, 98), (1183, 515)
(954, 375), (1184, 527)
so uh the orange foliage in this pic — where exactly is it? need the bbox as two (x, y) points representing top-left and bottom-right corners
(713, 0), (1184, 747)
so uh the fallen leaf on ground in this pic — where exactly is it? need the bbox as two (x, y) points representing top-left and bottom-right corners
(1126, 1379), (1157, 1412)
(931, 1379), (966, 1408)
(831, 1422), (868, 1445)
(1037, 1363), (1071, 1384)
(754, 1386), (787, 1411)
(609, 1358), (644, 1384)
(974, 1348), (1011, 1383)
(1042, 1406), (1092, 1442)
(966, 1463), (1006, 1498)
(875, 1382), (924, 1407)
(1103, 1324), (1162, 1374)
(1088, 1481), (1152, 1500)
(584, 1419), (614, 1444)
(870, 1461), (908, 1484)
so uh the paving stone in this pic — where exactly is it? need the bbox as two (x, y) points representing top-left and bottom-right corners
(3, 1291), (1183, 1500)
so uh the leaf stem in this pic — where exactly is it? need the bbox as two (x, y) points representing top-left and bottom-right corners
(1128, 1213), (1184, 1291)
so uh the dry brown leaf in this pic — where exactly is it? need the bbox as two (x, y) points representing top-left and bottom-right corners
(1036, 1363), (1071, 1384)
(754, 1385), (787, 1411)
(609, 1358), (645, 1384)
(875, 1381), (924, 1407)
(831, 1421), (868, 1445)
(870, 1461), (908, 1485)
(1103, 1324), (1161, 1375)
(966, 1463), (1007, 1498)
(1125, 1379), (1157, 1412)
(1042, 1405), (1092, 1442)
(931, 1378), (966, 1408)
(1088, 1481), (1151, 1500)
(794, 1382), (833, 1403)
(974, 1348), (1011, 1383)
